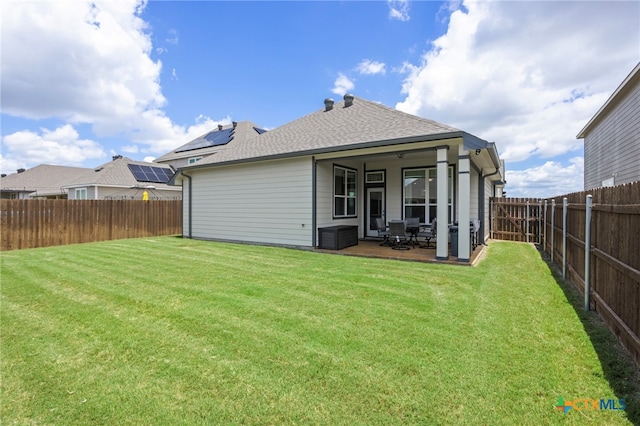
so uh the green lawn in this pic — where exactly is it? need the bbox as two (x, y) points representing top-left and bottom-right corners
(1, 238), (638, 425)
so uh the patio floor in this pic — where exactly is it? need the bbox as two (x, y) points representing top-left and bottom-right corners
(314, 238), (486, 266)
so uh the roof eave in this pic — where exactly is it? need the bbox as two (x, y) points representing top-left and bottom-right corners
(577, 61), (640, 139)
(175, 131), (467, 172)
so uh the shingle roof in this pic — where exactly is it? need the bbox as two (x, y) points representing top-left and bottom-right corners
(63, 157), (176, 189)
(189, 96), (461, 168)
(154, 121), (266, 163)
(0, 164), (91, 196)
(577, 61), (640, 139)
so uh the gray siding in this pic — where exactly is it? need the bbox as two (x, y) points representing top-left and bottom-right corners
(584, 82), (640, 189)
(316, 160), (362, 238)
(188, 157), (314, 247)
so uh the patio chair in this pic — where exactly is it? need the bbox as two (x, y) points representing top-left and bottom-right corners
(405, 217), (420, 248)
(375, 217), (391, 246)
(418, 218), (437, 248)
(388, 220), (410, 250)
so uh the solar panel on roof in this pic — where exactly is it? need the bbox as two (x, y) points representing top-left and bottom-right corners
(176, 128), (234, 153)
(127, 164), (174, 184)
(204, 128), (234, 146)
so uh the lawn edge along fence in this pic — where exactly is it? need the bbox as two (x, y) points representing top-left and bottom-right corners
(490, 180), (640, 367)
(1, 199), (182, 251)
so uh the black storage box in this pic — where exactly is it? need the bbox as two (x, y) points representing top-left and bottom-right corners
(318, 225), (358, 250)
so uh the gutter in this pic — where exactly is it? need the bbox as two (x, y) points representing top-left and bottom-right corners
(175, 131), (468, 173)
(179, 171), (192, 238)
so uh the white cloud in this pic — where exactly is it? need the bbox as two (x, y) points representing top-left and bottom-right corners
(331, 73), (355, 96)
(1, 0), (164, 122)
(356, 60), (386, 76)
(1, 125), (106, 173)
(121, 145), (139, 154)
(388, 0), (410, 22)
(0, 0), (232, 169)
(396, 0), (638, 196)
(166, 28), (179, 45)
(506, 158), (584, 199)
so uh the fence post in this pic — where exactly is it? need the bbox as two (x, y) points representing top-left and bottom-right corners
(490, 199), (494, 240)
(538, 200), (543, 244)
(526, 200), (530, 243)
(562, 197), (567, 280)
(584, 195), (592, 311)
(551, 199), (555, 262)
(543, 200), (548, 253)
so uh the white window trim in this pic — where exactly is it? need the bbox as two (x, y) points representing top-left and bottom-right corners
(333, 165), (357, 218)
(403, 167), (454, 223)
(75, 188), (87, 200)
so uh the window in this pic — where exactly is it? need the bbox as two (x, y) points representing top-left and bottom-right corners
(334, 166), (357, 218)
(366, 171), (384, 183)
(403, 167), (453, 223)
(188, 156), (203, 165)
(75, 188), (87, 200)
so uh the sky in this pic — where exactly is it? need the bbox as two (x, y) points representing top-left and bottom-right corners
(1, 0), (638, 198)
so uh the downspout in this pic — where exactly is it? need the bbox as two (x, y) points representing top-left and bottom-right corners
(480, 166), (500, 244)
(179, 171), (192, 238)
(312, 156), (317, 247)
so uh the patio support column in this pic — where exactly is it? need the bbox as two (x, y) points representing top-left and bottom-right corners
(436, 146), (449, 260)
(457, 149), (471, 261)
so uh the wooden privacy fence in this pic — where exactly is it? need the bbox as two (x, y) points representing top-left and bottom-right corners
(490, 181), (640, 366)
(490, 197), (543, 242)
(0, 199), (182, 251)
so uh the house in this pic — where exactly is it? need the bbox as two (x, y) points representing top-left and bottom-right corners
(62, 156), (181, 200)
(578, 62), (640, 189)
(171, 95), (505, 262)
(154, 121), (267, 169)
(0, 164), (91, 199)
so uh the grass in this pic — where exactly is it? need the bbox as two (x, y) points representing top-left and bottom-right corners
(1, 237), (638, 425)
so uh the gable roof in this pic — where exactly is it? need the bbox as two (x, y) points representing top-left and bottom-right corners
(577, 61), (640, 139)
(0, 164), (91, 197)
(182, 95), (495, 170)
(62, 156), (177, 189)
(154, 121), (266, 163)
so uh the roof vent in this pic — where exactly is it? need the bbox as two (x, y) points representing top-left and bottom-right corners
(17, 168), (25, 173)
(1, 174), (7, 178)
(218, 124), (223, 131)
(324, 98), (334, 111)
(232, 121), (238, 128)
(344, 94), (354, 107)
(112, 155), (122, 161)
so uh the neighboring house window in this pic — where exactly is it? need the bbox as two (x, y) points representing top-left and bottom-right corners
(75, 188), (87, 200)
(334, 165), (357, 218)
(403, 167), (453, 223)
(188, 156), (203, 165)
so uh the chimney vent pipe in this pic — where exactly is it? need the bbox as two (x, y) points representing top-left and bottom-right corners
(218, 124), (223, 131)
(324, 98), (334, 111)
(344, 94), (354, 107)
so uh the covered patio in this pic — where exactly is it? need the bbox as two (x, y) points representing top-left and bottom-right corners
(314, 238), (487, 265)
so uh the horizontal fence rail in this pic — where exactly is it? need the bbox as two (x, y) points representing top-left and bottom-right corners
(491, 181), (640, 366)
(1, 199), (182, 251)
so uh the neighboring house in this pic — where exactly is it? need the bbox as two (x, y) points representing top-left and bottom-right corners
(62, 156), (181, 200)
(171, 95), (505, 262)
(154, 121), (267, 169)
(0, 164), (90, 199)
(578, 62), (640, 189)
